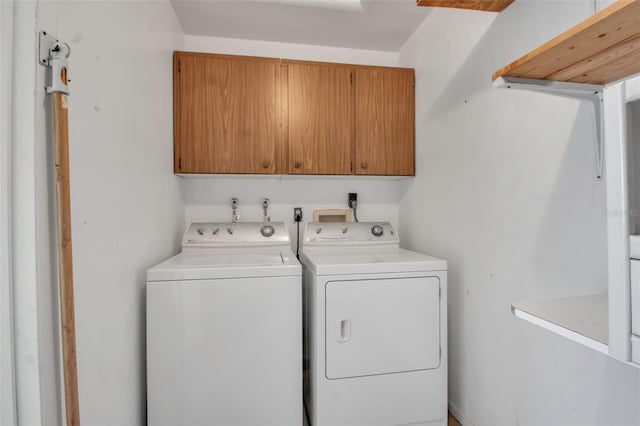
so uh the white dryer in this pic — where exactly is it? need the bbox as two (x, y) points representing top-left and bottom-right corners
(146, 222), (302, 426)
(300, 222), (447, 426)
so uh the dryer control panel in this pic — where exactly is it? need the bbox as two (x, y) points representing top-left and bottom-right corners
(303, 222), (398, 246)
(182, 222), (290, 248)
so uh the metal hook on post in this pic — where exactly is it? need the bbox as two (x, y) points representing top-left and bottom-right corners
(40, 31), (71, 95)
(47, 41), (71, 95)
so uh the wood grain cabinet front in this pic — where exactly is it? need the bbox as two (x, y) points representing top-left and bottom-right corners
(355, 67), (415, 176)
(174, 52), (281, 174)
(173, 52), (415, 176)
(285, 61), (353, 175)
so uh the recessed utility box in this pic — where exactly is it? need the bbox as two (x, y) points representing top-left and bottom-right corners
(313, 209), (352, 223)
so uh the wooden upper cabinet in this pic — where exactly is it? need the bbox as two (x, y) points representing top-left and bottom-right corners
(355, 67), (415, 176)
(174, 52), (281, 174)
(286, 62), (353, 175)
(173, 52), (415, 176)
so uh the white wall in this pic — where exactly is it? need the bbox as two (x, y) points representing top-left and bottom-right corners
(21, 2), (640, 425)
(181, 176), (407, 248)
(35, 2), (185, 424)
(398, 2), (640, 425)
(184, 34), (399, 66)
(9, 1), (61, 424)
(180, 35), (407, 236)
(1, 0), (17, 424)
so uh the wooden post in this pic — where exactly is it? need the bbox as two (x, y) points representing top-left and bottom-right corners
(52, 91), (80, 426)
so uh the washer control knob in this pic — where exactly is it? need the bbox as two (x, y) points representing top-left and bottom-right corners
(261, 225), (275, 237)
(371, 225), (384, 237)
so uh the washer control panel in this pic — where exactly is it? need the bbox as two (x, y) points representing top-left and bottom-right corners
(182, 222), (290, 247)
(303, 222), (398, 246)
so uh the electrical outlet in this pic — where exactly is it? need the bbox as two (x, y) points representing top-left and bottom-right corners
(348, 193), (358, 208)
(293, 207), (303, 222)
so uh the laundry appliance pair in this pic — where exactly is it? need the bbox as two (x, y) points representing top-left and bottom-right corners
(146, 221), (447, 426)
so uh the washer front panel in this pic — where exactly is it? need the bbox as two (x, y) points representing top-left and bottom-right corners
(147, 275), (302, 426)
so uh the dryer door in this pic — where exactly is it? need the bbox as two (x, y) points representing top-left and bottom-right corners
(325, 276), (440, 379)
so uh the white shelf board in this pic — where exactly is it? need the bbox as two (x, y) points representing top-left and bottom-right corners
(512, 294), (608, 355)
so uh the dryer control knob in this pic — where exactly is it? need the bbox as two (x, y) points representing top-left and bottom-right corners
(371, 225), (384, 237)
(261, 225), (275, 237)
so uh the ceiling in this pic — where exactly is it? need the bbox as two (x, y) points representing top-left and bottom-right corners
(170, 0), (431, 52)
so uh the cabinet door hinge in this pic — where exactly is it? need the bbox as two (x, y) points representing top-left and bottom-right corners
(178, 157), (182, 170)
(350, 161), (353, 172)
(350, 72), (353, 84)
(177, 60), (181, 73)
(413, 77), (415, 87)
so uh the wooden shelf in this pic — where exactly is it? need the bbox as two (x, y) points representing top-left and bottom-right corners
(493, 0), (640, 85)
(512, 294), (608, 354)
(416, 0), (514, 12)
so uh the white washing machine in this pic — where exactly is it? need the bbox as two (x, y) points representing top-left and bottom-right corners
(146, 222), (302, 426)
(300, 222), (447, 426)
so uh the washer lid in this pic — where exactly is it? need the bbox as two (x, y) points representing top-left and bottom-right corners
(147, 249), (301, 281)
(300, 247), (446, 276)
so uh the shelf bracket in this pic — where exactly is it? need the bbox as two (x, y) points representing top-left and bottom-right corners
(494, 76), (604, 180)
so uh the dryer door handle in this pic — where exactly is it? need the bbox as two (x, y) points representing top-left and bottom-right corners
(336, 318), (351, 343)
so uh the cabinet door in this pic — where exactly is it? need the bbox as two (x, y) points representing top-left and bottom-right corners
(355, 67), (415, 176)
(174, 53), (281, 174)
(286, 63), (352, 174)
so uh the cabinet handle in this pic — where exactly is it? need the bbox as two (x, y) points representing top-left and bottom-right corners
(294, 161), (301, 169)
(360, 162), (368, 169)
(262, 161), (270, 169)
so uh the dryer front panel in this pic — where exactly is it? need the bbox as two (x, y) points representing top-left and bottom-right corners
(325, 276), (440, 380)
